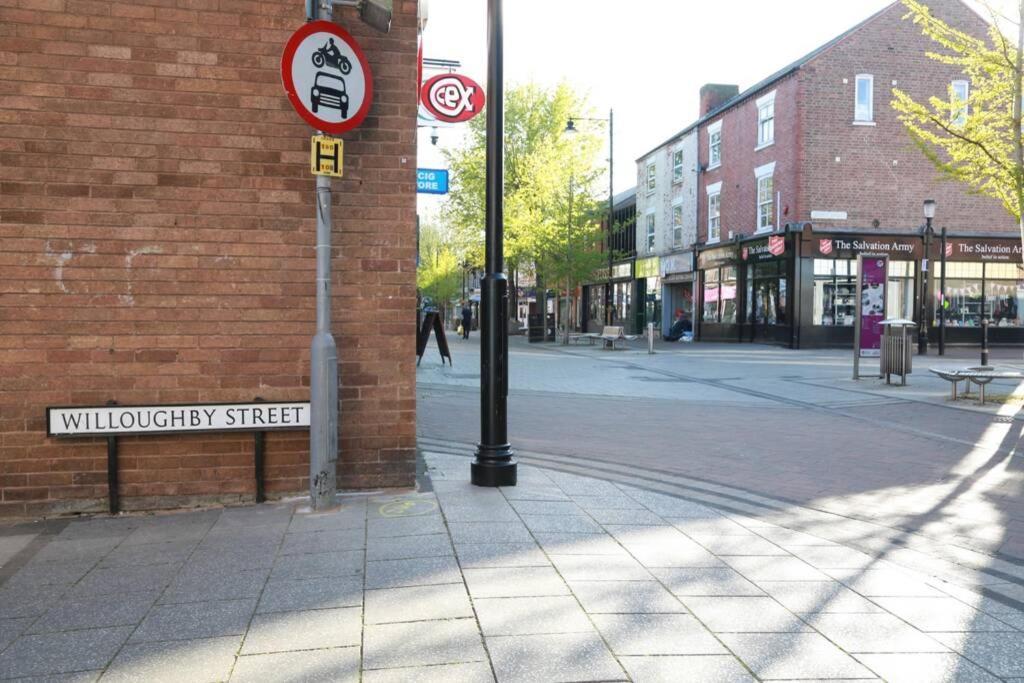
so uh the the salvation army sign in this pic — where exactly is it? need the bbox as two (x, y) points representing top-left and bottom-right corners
(281, 21), (373, 135)
(420, 73), (485, 123)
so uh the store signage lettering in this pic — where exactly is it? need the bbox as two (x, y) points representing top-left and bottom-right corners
(832, 239), (913, 254)
(48, 402), (310, 437)
(416, 168), (449, 194)
(611, 263), (632, 279)
(947, 239), (1023, 262)
(742, 237), (786, 262)
(635, 257), (659, 279)
(697, 246), (736, 270)
(813, 235), (920, 259)
(660, 253), (693, 276)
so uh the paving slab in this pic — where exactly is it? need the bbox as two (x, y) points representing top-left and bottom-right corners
(447, 522), (534, 544)
(592, 613), (726, 655)
(454, 542), (549, 568)
(0, 626), (132, 679)
(367, 515), (447, 538)
(130, 598), (256, 643)
(823, 568), (947, 597)
(0, 617), (31, 651)
(98, 539), (197, 568)
(27, 590), (159, 633)
(650, 567), (765, 596)
(363, 618), (486, 670)
(366, 533), (452, 561)
(531, 533), (630, 556)
(103, 635), (241, 683)
(689, 535), (790, 556)
(718, 632), (877, 680)
(723, 555), (830, 582)
(568, 580), (686, 614)
(871, 596), (1017, 632)
(231, 647), (361, 683)
(0, 589), (64, 620)
(364, 583), (474, 624)
(241, 607), (361, 654)
(474, 596), (593, 635)
(684, 596), (812, 633)
(570, 495), (648, 511)
(270, 550), (364, 581)
(854, 652), (1001, 683)
(624, 542), (724, 568)
(365, 555), (461, 589)
(25, 538), (121, 564)
(69, 563), (180, 597)
(756, 581), (885, 614)
(519, 514), (604, 534)
(619, 654), (756, 682)
(806, 612), (949, 653)
(279, 529), (365, 555)
(288, 508), (366, 534)
(486, 632), (625, 682)
(932, 632), (1024, 677)
(462, 566), (570, 598)
(4, 560), (98, 588)
(549, 553), (650, 581)
(507, 501), (582, 516)
(160, 568), (269, 604)
(361, 661), (494, 682)
(256, 576), (363, 613)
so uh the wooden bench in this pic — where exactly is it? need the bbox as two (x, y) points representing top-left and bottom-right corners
(599, 326), (638, 350)
(928, 366), (1024, 404)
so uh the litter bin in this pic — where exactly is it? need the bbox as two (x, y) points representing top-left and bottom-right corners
(527, 313), (544, 343)
(881, 318), (915, 385)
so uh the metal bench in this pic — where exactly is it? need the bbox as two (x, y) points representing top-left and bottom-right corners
(599, 326), (638, 350)
(928, 366), (1023, 404)
(568, 332), (600, 346)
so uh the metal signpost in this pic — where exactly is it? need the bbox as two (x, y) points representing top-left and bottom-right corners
(281, 12), (374, 509)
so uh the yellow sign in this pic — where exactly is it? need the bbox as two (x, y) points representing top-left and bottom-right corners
(635, 256), (660, 279)
(311, 135), (343, 177)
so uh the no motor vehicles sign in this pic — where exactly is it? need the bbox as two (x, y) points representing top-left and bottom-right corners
(281, 20), (374, 135)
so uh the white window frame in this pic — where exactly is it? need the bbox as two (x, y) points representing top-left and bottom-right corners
(755, 173), (774, 233)
(951, 80), (969, 126)
(646, 163), (656, 194)
(672, 149), (684, 184)
(672, 199), (684, 247)
(706, 181), (722, 244)
(645, 211), (656, 251)
(854, 74), (874, 124)
(707, 120), (722, 169)
(755, 90), (776, 149)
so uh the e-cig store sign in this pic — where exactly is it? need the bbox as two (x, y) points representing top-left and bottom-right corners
(48, 402), (310, 437)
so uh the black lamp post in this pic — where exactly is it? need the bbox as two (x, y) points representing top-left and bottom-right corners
(565, 111), (614, 326)
(918, 199), (936, 355)
(471, 0), (516, 487)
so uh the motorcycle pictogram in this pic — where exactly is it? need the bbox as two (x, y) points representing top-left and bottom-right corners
(311, 38), (352, 75)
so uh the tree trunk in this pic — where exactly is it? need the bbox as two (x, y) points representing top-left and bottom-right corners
(1016, 2), (1024, 262)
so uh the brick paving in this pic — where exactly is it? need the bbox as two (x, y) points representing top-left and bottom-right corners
(2, 454), (1022, 681)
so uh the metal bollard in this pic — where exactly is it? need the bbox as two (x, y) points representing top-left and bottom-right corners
(648, 322), (655, 354)
(981, 318), (989, 367)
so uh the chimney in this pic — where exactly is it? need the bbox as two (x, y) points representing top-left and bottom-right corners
(700, 83), (739, 117)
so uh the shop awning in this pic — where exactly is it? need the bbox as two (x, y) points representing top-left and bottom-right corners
(662, 273), (694, 284)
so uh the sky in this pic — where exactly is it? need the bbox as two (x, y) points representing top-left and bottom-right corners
(415, 0), (1009, 216)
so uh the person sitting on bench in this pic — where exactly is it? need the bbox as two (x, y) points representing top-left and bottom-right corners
(663, 309), (692, 342)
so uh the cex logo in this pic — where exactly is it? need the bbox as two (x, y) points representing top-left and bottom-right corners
(420, 73), (486, 123)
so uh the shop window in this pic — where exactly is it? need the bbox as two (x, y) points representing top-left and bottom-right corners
(748, 261), (786, 326)
(813, 258), (856, 326)
(721, 266), (738, 324)
(855, 74), (873, 123)
(672, 150), (684, 183)
(933, 262), (1024, 328)
(886, 260), (916, 321)
(703, 268), (720, 322)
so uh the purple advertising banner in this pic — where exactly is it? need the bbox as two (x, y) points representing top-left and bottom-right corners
(858, 256), (888, 358)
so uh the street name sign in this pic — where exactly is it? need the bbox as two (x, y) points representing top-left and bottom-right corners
(281, 20), (373, 135)
(417, 168), (449, 194)
(311, 135), (343, 177)
(48, 402), (310, 437)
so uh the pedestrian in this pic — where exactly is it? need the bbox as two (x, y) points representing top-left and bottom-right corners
(663, 309), (692, 342)
(461, 301), (472, 340)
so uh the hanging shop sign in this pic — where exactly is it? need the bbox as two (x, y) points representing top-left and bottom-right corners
(742, 235), (786, 262)
(48, 402), (311, 437)
(944, 237), (1023, 262)
(281, 20), (374, 135)
(420, 73), (485, 123)
(811, 234), (921, 260)
(416, 168), (449, 194)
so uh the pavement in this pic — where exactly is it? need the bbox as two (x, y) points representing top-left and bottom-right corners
(1, 453), (1023, 681)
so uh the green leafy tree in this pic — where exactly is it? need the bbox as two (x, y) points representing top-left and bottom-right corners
(417, 221), (464, 324)
(442, 81), (609, 322)
(892, 0), (1024, 249)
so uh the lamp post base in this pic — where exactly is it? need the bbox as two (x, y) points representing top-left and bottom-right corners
(471, 444), (517, 487)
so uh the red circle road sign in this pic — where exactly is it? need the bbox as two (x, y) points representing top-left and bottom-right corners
(420, 73), (485, 123)
(281, 20), (374, 135)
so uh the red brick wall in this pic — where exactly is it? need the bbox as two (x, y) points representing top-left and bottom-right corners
(0, 0), (419, 516)
(797, 0), (1012, 232)
(697, 74), (800, 242)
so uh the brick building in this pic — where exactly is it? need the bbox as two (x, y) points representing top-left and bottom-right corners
(642, 0), (1020, 347)
(0, 1), (419, 515)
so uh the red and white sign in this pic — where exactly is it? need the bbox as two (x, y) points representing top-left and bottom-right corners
(819, 238), (833, 255)
(281, 21), (374, 135)
(741, 247), (749, 261)
(768, 235), (785, 256)
(420, 73), (485, 123)
(945, 242), (953, 258)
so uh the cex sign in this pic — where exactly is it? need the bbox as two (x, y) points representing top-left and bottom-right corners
(420, 73), (485, 123)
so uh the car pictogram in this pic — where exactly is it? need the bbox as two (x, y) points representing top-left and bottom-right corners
(311, 72), (349, 118)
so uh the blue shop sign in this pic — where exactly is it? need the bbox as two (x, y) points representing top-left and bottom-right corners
(417, 168), (449, 195)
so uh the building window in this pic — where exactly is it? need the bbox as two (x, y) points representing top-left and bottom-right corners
(707, 192), (721, 243)
(855, 74), (873, 122)
(672, 203), (683, 247)
(708, 121), (722, 169)
(646, 164), (656, 193)
(755, 162), (775, 232)
(756, 91), (775, 147)
(672, 150), (684, 183)
(646, 212), (655, 251)
(951, 80), (969, 126)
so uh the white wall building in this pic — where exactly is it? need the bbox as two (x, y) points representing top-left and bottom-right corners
(635, 128), (699, 335)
